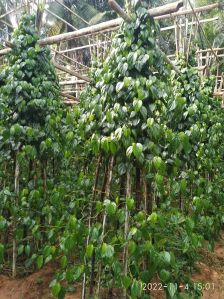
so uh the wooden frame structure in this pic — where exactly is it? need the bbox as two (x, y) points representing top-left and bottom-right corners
(0, 0), (223, 104)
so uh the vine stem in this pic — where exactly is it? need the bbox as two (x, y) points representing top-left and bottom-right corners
(82, 154), (102, 299)
(96, 155), (114, 297)
(123, 171), (131, 299)
(12, 153), (20, 278)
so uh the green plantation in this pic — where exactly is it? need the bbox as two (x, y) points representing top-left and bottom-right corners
(0, 1), (223, 299)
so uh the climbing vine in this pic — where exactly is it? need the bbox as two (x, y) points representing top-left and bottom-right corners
(0, 3), (223, 299)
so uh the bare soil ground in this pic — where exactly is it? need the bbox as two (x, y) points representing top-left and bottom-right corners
(0, 235), (223, 299)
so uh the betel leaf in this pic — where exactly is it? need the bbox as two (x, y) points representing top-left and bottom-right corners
(127, 198), (135, 210)
(50, 280), (61, 297)
(132, 143), (143, 159)
(60, 256), (68, 269)
(116, 82), (124, 92)
(86, 244), (94, 258)
(133, 99), (143, 112)
(101, 243), (114, 258)
(131, 279), (142, 298)
(128, 240), (137, 254)
(36, 255), (43, 269)
(159, 251), (171, 264)
(167, 283), (177, 298)
(121, 275), (132, 289)
(0, 244), (4, 263)
(159, 269), (170, 282)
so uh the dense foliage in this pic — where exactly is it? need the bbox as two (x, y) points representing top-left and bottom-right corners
(0, 3), (224, 299)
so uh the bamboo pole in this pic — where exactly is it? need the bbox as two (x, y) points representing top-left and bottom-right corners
(123, 171), (131, 299)
(96, 156), (114, 297)
(53, 61), (90, 82)
(45, 8), (77, 31)
(40, 18), (122, 46)
(82, 154), (102, 299)
(155, 2), (222, 20)
(12, 154), (20, 278)
(197, 47), (224, 53)
(0, 4), (27, 20)
(60, 80), (86, 85)
(161, 16), (218, 31)
(187, 0), (219, 61)
(59, 41), (108, 54)
(54, 0), (90, 25)
(108, 0), (132, 22)
(148, 0), (184, 17)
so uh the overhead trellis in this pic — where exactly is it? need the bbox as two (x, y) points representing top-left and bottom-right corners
(0, 0), (223, 103)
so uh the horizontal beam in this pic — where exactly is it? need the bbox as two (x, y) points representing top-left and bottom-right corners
(53, 61), (91, 82)
(161, 16), (218, 31)
(197, 47), (224, 53)
(60, 80), (86, 85)
(149, 0), (184, 17)
(40, 18), (122, 46)
(59, 41), (108, 54)
(155, 2), (222, 20)
(64, 100), (79, 105)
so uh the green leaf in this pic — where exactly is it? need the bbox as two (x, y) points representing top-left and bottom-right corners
(132, 143), (143, 159)
(104, 200), (117, 215)
(18, 244), (24, 255)
(64, 236), (75, 251)
(36, 255), (43, 269)
(121, 275), (132, 289)
(101, 243), (114, 258)
(159, 269), (170, 282)
(153, 156), (163, 171)
(25, 245), (31, 256)
(127, 198), (135, 210)
(116, 82), (124, 92)
(128, 240), (137, 254)
(167, 283), (177, 298)
(50, 280), (61, 297)
(160, 251), (171, 264)
(131, 279), (142, 298)
(66, 131), (74, 141)
(0, 244), (4, 263)
(148, 212), (158, 224)
(126, 146), (133, 158)
(60, 256), (68, 269)
(133, 99), (142, 112)
(86, 244), (94, 258)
